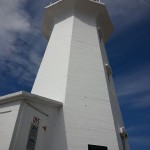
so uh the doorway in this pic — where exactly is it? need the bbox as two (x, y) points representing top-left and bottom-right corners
(12, 103), (48, 150)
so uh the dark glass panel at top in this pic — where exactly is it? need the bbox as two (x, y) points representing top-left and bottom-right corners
(88, 144), (108, 150)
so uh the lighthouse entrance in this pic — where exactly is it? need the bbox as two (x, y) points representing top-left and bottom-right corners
(12, 103), (48, 150)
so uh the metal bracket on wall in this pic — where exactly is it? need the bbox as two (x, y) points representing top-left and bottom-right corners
(120, 127), (128, 139)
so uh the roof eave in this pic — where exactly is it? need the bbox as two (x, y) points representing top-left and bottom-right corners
(0, 91), (63, 108)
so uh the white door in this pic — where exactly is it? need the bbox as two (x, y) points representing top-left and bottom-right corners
(12, 103), (48, 150)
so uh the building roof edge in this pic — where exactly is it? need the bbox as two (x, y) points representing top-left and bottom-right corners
(0, 91), (63, 107)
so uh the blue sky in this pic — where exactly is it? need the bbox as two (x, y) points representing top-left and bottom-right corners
(0, 0), (150, 149)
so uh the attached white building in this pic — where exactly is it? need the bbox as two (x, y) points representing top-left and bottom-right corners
(0, 91), (62, 150)
(0, 0), (129, 150)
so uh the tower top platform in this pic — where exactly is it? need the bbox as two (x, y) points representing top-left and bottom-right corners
(43, 0), (113, 42)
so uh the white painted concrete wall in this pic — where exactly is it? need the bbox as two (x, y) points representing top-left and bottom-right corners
(31, 102), (61, 150)
(0, 101), (20, 150)
(32, 9), (74, 103)
(52, 6), (122, 150)
(9, 101), (61, 150)
(32, 1), (129, 150)
(100, 38), (130, 149)
(12, 103), (49, 150)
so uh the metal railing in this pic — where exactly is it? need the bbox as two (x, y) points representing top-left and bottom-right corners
(49, 0), (101, 6)
(49, 0), (60, 5)
(93, 0), (101, 2)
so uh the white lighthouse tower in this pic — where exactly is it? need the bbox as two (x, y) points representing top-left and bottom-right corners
(0, 0), (129, 150)
(32, 0), (129, 149)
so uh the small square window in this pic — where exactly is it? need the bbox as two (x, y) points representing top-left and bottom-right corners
(88, 144), (108, 150)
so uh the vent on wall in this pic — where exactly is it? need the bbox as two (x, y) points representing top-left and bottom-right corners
(88, 144), (108, 150)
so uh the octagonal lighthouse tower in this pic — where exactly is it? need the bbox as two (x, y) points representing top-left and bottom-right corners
(32, 0), (129, 150)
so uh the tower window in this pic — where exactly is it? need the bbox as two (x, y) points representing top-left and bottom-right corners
(88, 144), (107, 150)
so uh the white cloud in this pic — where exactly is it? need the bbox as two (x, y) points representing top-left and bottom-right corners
(116, 73), (149, 97)
(0, 0), (47, 87)
(0, 0), (31, 57)
(130, 94), (150, 109)
(102, 0), (150, 29)
(0, 0), (30, 32)
(128, 124), (150, 133)
(116, 66), (150, 96)
(127, 125), (150, 148)
(130, 136), (150, 146)
(114, 65), (150, 108)
(0, 0), (149, 91)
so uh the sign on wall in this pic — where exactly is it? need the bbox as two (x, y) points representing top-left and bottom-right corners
(26, 116), (40, 150)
